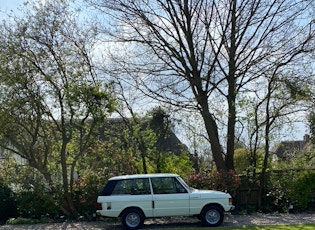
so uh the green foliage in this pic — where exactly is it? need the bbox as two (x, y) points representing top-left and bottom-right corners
(72, 176), (99, 219)
(266, 170), (315, 212)
(15, 190), (60, 219)
(287, 171), (315, 211)
(0, 182), (16, 223)
(234, 149), (249, 174)
(153, 152), (193, 176)
(6, 217), (36, 225)
(83, 140), (138, 176)
(6, 217), (51, 225)
(0, 0), (116, 216)
(265, 171), (292, 212)
(272, 148), (315, 171)
(234, 148), (264, 174)
(187, 170), (241, 194)
(0, 160), (61, 219)
(13, 169), (61, 219)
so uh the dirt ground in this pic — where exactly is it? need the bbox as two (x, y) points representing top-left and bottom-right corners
(0, 213), (314, 229)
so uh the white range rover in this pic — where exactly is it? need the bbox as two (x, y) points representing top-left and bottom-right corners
(96, 173), (234, 230)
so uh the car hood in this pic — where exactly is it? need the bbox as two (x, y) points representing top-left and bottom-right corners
(190, 189), (231, 198)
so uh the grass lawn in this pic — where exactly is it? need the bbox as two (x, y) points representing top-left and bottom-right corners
(163, 224), (315, 230)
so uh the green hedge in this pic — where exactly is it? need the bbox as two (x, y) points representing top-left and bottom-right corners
(0, 182), (16, 223)
(266, 170), (315, 212)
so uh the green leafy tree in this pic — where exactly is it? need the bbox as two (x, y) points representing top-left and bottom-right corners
(234, 148), (264, 175)
(0, 0), (115, 216)
(112, 79), (193, 175)
(101, 106), (193, 175)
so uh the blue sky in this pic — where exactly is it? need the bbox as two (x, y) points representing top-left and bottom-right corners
(0, 0), (26, 19)
(0, 0), (309, 142)
(1, 0), (25, 11)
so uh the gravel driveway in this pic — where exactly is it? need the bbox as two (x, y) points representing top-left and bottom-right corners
(0, 213), (314, 229)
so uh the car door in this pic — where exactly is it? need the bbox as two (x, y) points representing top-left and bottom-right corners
(110, 178), (153, 217)
(151, 177), (190, 217)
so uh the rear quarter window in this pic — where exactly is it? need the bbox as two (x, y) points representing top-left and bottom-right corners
(111, 178), (151, 195)
(99, 180), (118, 196)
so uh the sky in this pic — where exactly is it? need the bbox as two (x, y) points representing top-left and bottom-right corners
(0, 0), (309, 142)
(0, 0), (26, 19)
(1, 0), (25, 9)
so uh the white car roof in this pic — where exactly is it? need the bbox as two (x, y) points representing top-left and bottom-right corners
(108, 173), (179, 181)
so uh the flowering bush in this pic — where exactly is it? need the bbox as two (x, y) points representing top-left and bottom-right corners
(187, 170), (241, 194)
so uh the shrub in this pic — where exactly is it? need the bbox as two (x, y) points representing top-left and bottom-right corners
(0, 182), (16, 223)
(264, 171), (292, 212)
(288, 170), (315, 211)
(72, 175), (100, 219)
(187, 170), (241, 195)
(15, 189), (60, 219)
(266, 170), (315, 212)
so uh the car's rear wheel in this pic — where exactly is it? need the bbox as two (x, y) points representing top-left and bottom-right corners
(121, 208), (145, 230)
(200, 205), (224, 227)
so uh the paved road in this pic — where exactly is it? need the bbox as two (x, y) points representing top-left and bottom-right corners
(0, 213), (314, 229)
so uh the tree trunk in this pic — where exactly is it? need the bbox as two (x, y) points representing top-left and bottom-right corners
(139, 148), (148, 174)
(225, 0), (237, 172)
(199, 96), (227, 172)
(60, 141), (78, 216)
(258, 77), (273, 210)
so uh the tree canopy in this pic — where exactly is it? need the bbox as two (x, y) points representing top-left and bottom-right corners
(0, 0), (115, 215)
(87, 0), (315, 171)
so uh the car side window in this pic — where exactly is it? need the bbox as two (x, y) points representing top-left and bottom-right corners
(151, 177), (187, 194)
(112, 179), (133, 195)
(133, 178), (151, 195)
(111, 178), (151, 195)
(174, 177), (188, 193)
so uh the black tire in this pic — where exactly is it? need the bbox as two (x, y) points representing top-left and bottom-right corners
(200, 205), (224, 227)
(121, 208), (145, 230)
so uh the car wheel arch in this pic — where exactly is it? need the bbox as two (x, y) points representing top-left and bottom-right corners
(201, 203), (224, 214)
(119, 206), (146, 218)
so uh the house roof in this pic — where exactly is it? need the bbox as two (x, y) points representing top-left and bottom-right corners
(273, 134), (312, 160)
(99, 117), (188, 156)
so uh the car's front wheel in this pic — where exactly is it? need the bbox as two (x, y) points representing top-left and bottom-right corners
(200, 205), (224, 227)
(121, 208), (145, 230)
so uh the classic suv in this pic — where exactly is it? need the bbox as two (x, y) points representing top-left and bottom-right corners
(96, 173), (234, 230)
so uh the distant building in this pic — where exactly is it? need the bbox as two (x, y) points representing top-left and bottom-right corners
(100, 117), (189, 156)
(273, 134), (313, 160)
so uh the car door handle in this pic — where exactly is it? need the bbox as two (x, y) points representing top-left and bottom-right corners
(152, 200), (155, 209)
(190, 196), (200, 199)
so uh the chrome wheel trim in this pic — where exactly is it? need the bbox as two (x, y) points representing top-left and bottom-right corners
(125, 212), (141, 228)
(205, 209), (220, 224)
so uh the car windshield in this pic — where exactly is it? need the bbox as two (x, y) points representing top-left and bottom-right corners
(176, 176), (194, 192)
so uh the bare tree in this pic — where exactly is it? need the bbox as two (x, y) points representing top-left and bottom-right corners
(87, 0), (315, 171)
